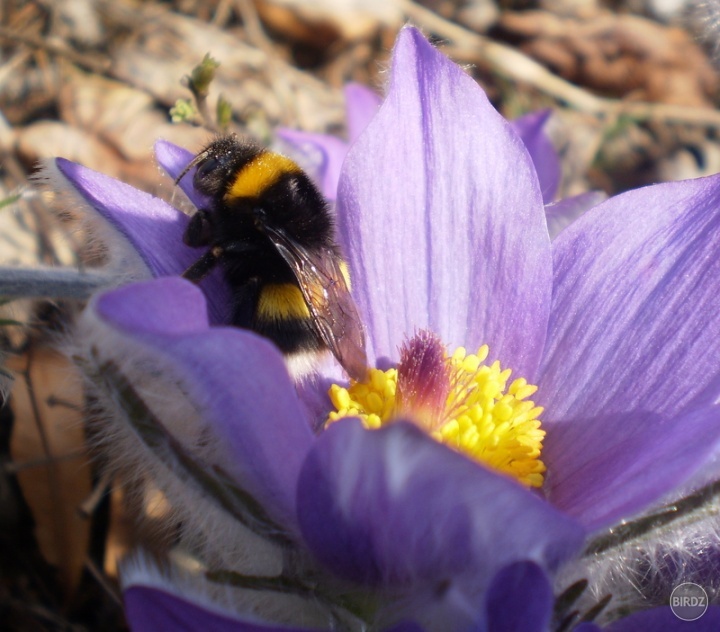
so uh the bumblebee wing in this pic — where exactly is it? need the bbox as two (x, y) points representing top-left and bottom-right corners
(265, 228), (367, 381)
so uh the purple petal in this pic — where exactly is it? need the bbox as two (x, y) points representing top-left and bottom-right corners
(539, 175), (720, 422)
(55, 156), (230, 325)
(125, 586), (243, 632)
(297, 420), (584, 589)
(510, 110), (561, 204)
(55, 157), (195, 278)
(337, 27), (551, 379)
(383, 623), (425, 632)
(484, 561), (553, 632)
(606, 606), (720, 631)
(95, 274), (209, 336)
(154, 139), (211, 210)
(275, 129), (348, 201)
(154, 139), (235, 325)
(94, 278), (314, 530)
(545, 190), (607, 240)
(125, 585), (315, 632)
(543, 405), (720, 531)
(344, 82), (382, 143)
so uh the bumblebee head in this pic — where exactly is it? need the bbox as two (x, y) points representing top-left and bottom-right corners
(175, 135), (262, 201)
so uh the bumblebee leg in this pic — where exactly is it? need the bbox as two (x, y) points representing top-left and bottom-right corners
(183, 209), (214, 247)
(182, 246), (222, 283)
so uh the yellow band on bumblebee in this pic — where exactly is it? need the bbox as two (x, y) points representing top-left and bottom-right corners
(256, 283), (311, 321)
(227, 152), (301, 200)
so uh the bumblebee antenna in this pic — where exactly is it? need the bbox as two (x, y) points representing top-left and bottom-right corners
(174, 134), (239, 186)
(174, 148), (211, 185)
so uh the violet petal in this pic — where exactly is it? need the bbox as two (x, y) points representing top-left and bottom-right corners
(154, 139), (210, 210)
(544, 190), (607, 240)
(55, 156), (230, 325)
(543, 405), (720, 531)
(297, 419), (584, 588)
(539, 175), (720, 422)
(274, 129), (348, 201)
(484, 561), (553, 632)
(124, 585), (317, 632)
(94, 278), (314, 530)
(55, 158), (195, 278)
(383, 623), (425, 632)
(337, 27), (551, 379)
(152, 140), (236, 326)
(510, 110), (561, 203)
(344, 82), (382, 143)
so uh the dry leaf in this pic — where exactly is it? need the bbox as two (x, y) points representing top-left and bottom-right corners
(498, 10), (719, 107)
(8, 348), (91, 596)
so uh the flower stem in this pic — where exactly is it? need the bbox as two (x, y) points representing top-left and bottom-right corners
(0, 266), (113, 299)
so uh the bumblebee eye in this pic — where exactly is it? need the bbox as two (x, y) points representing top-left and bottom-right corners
(194, 157), (218, 186)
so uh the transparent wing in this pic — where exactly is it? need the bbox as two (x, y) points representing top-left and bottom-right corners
(265, 226), (367, 381)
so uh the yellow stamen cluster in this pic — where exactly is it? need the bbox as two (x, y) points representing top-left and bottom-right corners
(327, 343), (546, 487)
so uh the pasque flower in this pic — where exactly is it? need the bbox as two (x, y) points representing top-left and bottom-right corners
(48, 25), (720, 629)
(82, 277), (583, 630)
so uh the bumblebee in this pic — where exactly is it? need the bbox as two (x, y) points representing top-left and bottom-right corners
(175, 135), (367, 381)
